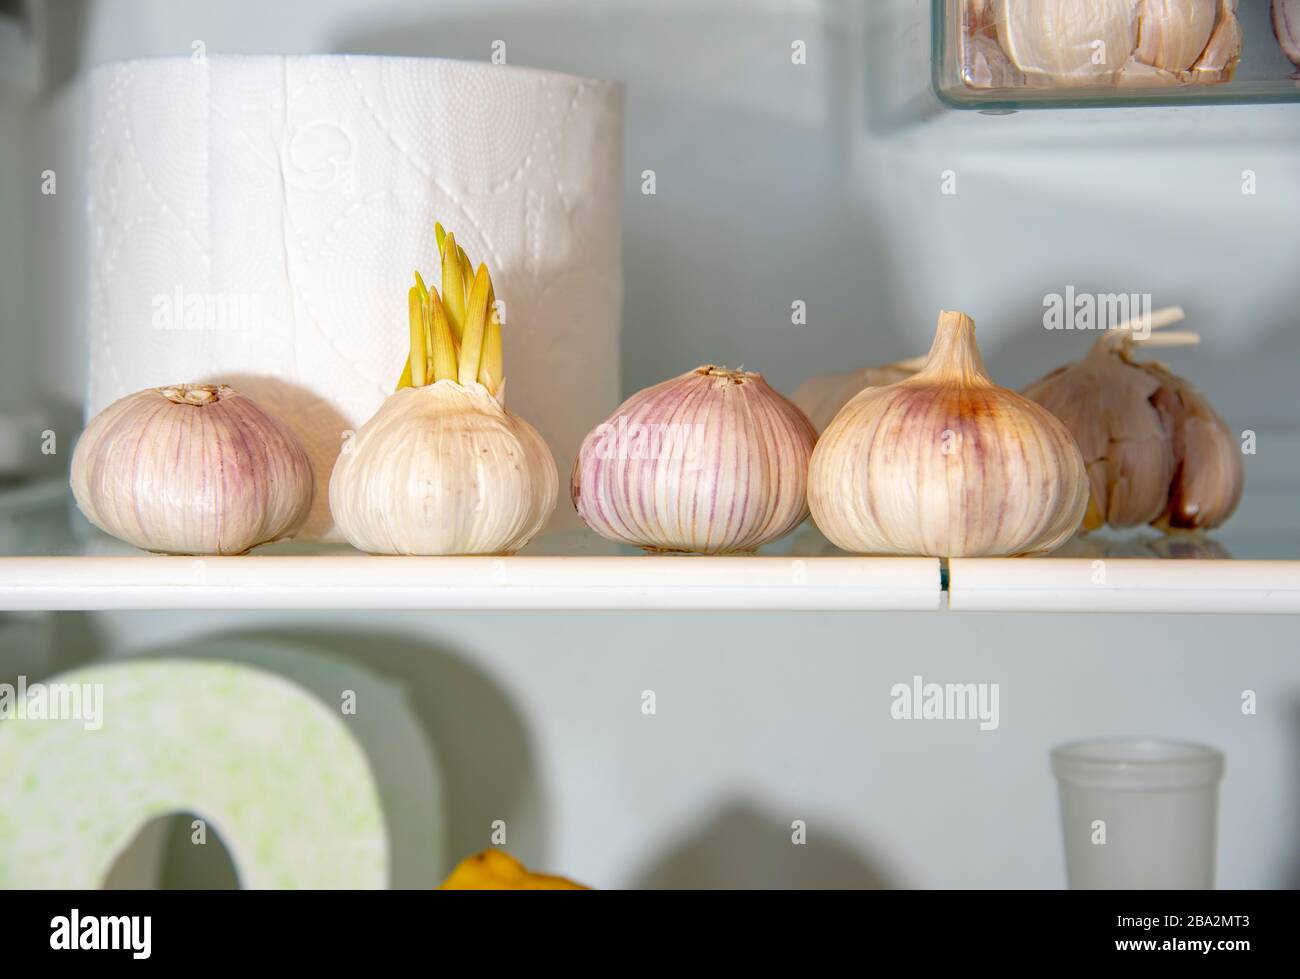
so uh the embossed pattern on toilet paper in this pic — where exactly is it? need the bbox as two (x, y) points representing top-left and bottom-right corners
(87, 55), (623, 540)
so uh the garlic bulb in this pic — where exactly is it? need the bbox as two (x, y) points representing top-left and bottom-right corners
(329, 224), (558, 555)
(1022, 332), (1175, 532)
(571, 366), (817, 554)
(1275, 0), (1300, 76)
(791, 357), (923, 435)
(1023, 309), (1242, 534)
(1135, 0), (1218, 74)
(71, 384), (314, 554)
(993, 0), (1135, 86)
(808, 311), (1088, 558)
(330, 381), (556, 555)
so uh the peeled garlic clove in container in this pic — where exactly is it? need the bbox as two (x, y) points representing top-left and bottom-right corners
(1185, 0), (1242, 84)
(993, 0), (1135, 86)
(571, 366), (817, 554)
(1022, 336), (1175, 531)
(329, 226), (558, 555)
(808, 311), (1088, 558)
(961, 1), (1025, 89)
(1142, 363), (1243, 531)
(791, 358), (922, 435)
(1134, 0), (1218, 74)
(1275, 0), (1300, 75)
(70, 384), (314, 554)
(967, 34), (1024, 88)
(965, 34), (1027, 88)
(1117, 57), (1183, 87)
(964, 0), (996, 37)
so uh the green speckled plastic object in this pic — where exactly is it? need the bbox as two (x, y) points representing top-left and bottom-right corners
(0, 659), (387, 889)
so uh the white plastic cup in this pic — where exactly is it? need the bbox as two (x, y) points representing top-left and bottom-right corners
(1051, 738), (1225, 890)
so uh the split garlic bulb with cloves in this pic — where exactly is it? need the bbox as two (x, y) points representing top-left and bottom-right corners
(571, 366), (817, 554)
(70, 384), (314, 554)
(808, 311), (1088, 558)
(329, 224), (558, 555)
(1023, 312), (1242, 534)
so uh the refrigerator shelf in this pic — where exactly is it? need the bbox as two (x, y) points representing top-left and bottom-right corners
(2, 479), (1298, 613)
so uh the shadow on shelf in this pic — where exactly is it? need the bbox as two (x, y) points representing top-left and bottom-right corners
(628, 798), (900, 889)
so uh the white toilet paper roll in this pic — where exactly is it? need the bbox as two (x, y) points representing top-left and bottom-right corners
(0, 660), (388, 888)
(86, 55), (623, 539)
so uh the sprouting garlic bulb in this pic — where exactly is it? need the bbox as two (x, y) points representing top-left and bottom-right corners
(329, 223), (558, 555)
(993, 0), (1135, 86)
(808, 311), (1088, 557)
(571, 366), (817, 554)
(330, 381), (557, 555)
(792, 358), (922, 435)
(1022, 316), (1242, 534)
(71, 384), (314, 554)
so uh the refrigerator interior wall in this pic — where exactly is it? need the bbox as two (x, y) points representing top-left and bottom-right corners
(0, 0), (1296, 887)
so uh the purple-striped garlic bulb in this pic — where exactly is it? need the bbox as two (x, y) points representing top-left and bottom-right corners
(809, 311), (1089, 557)
(71, 384), (314, 554)
(571, 366), (817, 554)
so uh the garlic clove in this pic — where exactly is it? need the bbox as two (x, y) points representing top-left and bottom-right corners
(965, 34), (1027, 88)
(1117, 56), (1185, 87)
(791, 358), (923, 435)
(1184, 0), (1242, 84)
(1274, 0), (1300, 75)
(1134, 0), (1219, 74)
(993, 0), (1136, 87)
(961, 1), (1025, 89)
(1143, 363), (1243, 531)
(330, 380), (557, 555)
(808, 311), (1089, 558)
(571, 366), (817, 554)
(964, 0), (996, 38)
(70, 384), (315, 555)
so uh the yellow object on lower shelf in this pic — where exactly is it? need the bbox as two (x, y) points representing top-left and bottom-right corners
(439, 850), (589, 890)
